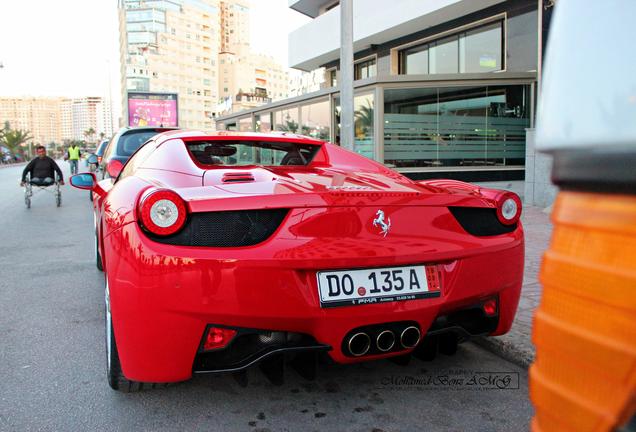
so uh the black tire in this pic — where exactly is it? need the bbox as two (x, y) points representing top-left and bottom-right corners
(95, 230), (103, 271)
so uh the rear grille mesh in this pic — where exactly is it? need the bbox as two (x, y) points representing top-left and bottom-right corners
(147, 209), (288, 247)
(448, 207), (517, 237)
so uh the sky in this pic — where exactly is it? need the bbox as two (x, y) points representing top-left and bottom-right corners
(0, 0), (309, 107)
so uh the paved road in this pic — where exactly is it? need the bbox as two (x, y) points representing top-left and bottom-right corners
(0, 162), (533, 431)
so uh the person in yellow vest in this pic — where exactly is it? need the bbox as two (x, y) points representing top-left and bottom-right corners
(66, 143), (81, 175)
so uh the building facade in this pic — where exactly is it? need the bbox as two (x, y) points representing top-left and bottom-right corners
(71, 97), (114, 141)
(0, 96), (115, 149)
(217, 52), (290, 114)
(120, 0), (291, 125)
(119, 0), (221, 130)
(216, 0), (554, 203)
(0, 97), (71, 147)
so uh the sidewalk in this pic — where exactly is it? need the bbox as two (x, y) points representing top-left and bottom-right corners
(474, 205), (553, 368)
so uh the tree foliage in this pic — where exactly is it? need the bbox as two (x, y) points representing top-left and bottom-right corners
(0, 122), (32, 157)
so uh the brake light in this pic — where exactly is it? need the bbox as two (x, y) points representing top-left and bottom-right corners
(97, 156), (102, 164)
(496, 192), (522, 225)
(203, 327), (237, 351)
(138, 189), (187, 236)
(106, 159), (124, 178)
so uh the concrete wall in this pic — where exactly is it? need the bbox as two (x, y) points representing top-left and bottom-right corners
(524, 128), (557, 208)
(288, 0), (505, 70)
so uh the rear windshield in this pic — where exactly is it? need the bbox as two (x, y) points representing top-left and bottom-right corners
(117, 129), (168, 157)
(96, 140), (109, 156)
(186, 140), (320, 166)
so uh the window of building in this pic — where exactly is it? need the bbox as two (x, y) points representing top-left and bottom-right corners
(328, 69), (337, 87)
(127, 31), (156, 44)
(354, 57), (377, 80)
(399, 20), (503, 75)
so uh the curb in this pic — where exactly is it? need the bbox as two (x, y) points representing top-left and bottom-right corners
(471, 336), (534, 369)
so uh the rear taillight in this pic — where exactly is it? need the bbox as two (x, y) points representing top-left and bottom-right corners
(138, 189), (187, 236)
(106, 159), (123, 178)
(202, 326), (237, 351)
(496, 193), (522, 226)
(97, 156), (102, 164)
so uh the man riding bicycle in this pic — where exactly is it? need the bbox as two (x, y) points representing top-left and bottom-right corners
(20, 145), (65, 187)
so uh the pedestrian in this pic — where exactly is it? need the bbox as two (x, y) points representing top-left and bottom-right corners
(66, 142), (81, 175)
(20, 145), (64, 186)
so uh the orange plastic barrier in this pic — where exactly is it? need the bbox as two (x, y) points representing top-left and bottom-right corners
(530, 191), (636, 432)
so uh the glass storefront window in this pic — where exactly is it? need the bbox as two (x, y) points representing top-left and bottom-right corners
(238, 116), (253, 132)
(255, 113), (271, 133)
(273, 107), (299, 133)
(334, 93), (375, 159)
(300, 100), (330, 140)
(384, 85), (529, 168)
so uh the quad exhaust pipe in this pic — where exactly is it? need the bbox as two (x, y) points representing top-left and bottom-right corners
(376, 330), (396, 352)
(400, 326), (421, 349)
(346, 325), (421, 356)
(348, 332), (371, 357)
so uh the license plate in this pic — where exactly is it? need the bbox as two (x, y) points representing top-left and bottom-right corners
(317, 265), (441, 308)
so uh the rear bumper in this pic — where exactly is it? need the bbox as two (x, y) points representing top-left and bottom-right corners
(105, 221), (524, 383)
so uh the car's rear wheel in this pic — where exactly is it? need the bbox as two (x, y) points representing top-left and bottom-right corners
(105, 276), (142, 392)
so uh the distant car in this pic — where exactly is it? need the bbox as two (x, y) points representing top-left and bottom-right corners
(94, 139), (110, 170)
(70, 130), (524, 392)
(99, 127), (178, 179)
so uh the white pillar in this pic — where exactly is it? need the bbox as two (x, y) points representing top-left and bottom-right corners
(340, 0), (354, 150)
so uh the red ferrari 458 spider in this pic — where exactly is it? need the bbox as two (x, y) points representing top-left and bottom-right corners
(70, 130), (524, 391)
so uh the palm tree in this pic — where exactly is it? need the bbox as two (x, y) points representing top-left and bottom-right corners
(1, 128), (32, 158)
(84, 127), (96, 144)
(354, 100), (374, 136)
(278, 119), (299, 133)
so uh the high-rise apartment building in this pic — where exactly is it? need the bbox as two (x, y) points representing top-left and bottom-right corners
(216, 0), (289, 115)
(217, 52), (289, 114)
(72, 97), (114, 141)
(119, 0), (221, 130)
(0, 96), (114, 147)
(219, 0), (250, 55)
(120, 0), (290, 123)
(0, 97), (71, 147)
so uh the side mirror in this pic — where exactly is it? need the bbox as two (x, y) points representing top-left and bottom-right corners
(70, 173), (96, 190)
(106, 159), (124, 179)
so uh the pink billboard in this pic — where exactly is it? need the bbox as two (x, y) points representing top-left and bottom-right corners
(127, 92), (178, 127)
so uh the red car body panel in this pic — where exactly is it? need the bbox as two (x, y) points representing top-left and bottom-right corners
(91, 131), (524, 383)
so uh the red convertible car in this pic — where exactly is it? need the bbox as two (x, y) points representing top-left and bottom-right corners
(70, 130), (524, 391)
